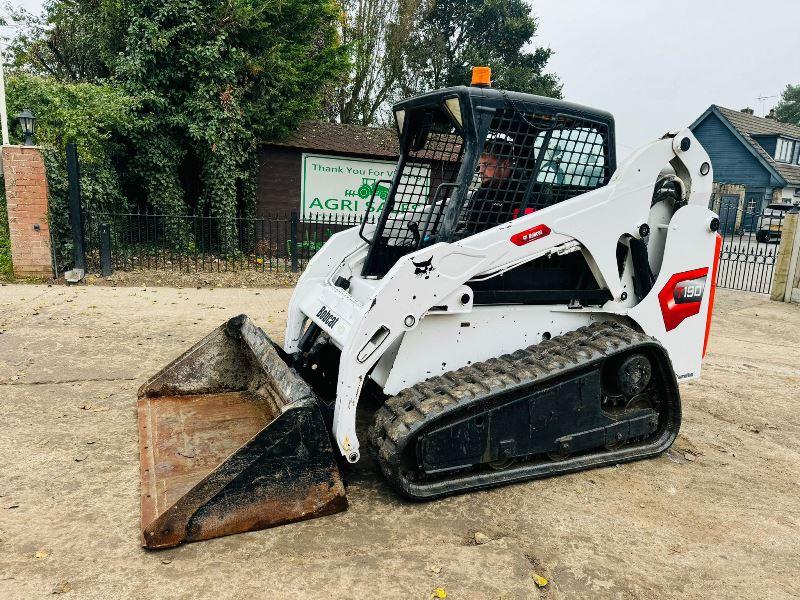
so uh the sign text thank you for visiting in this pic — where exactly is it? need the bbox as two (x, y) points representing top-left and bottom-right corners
(300, 153), (430, 221)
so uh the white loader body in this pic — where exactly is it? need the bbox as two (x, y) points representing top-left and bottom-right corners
(285, 128), (720, 462)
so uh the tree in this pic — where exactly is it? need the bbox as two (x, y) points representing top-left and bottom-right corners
(335, 0), (561, 125)
(402, 0), (560, 98)
(112, 0), (347, 249)
(775, 84), (800, 126)
(2, 74), (136, 266)
(334, 0), (421, 126)
(8, 0), (348, 241)
(4, 0), (126, 82)
(4, 74), (133, 164)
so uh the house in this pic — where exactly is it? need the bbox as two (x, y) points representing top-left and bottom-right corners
(690, 106), (800, 232)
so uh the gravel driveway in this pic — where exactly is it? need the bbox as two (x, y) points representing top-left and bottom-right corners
(1, 283), (798, 599)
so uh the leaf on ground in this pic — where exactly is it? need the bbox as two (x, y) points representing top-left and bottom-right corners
(431, 588), (446, 599)
(473, 531), (490, 545)
(34, 550), (49, 559)
(52, 580), (72, 594)
(427, 564), (442, 574)
(532, 573), (549, 587)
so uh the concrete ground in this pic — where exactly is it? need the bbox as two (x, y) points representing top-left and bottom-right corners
(0, 284), (798, 599)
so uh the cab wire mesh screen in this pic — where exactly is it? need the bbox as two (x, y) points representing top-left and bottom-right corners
(380, 117), (463, 247)
(455, 108), (610, 239)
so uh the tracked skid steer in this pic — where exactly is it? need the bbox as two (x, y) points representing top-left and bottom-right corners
(138, 68), (722, 548)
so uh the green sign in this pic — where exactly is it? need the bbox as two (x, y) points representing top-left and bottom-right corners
(300, 153), (429, 221)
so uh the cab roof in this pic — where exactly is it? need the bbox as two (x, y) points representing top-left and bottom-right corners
(394, 85), (615, 126)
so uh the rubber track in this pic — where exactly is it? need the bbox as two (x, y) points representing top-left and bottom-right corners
(368, 321), (680, 499)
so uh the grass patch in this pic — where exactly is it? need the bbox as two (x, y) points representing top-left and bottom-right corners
(0, 234), (12, 281)
(0, 182), (15, 281)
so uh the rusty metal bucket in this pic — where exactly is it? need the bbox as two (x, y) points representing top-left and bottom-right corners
(137, 315), (347, 549)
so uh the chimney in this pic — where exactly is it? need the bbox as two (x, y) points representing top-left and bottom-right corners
(741, 107), (754, 115)
(766, 108), (777, 120)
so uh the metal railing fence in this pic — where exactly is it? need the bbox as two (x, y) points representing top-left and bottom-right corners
(76, 211), (372, 274)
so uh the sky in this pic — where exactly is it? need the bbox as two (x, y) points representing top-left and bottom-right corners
(533, 0), (800, 156)
(5, 0), (800, 158)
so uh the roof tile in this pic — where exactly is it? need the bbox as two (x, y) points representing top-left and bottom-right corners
(266, 121), (400, 158)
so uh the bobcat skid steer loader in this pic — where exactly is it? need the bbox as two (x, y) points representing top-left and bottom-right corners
(137, 68), (722, 548)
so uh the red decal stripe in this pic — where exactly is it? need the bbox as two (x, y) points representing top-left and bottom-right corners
(510, 224), (551, 246)
(703, 233), (722, 357)
(658, 267), (709, 332)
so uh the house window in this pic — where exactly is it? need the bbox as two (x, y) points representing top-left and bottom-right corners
(775, 138), (797, 163)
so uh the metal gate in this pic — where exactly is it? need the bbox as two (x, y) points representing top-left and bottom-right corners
(718, 195), (739, 235)
(713, 196), (783, 294)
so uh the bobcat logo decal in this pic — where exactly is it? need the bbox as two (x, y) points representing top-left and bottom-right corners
(412, 256), (434, 279)
(315, 306), (340, 328)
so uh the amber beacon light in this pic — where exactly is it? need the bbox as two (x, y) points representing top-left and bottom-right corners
(471, 66), (492, 87)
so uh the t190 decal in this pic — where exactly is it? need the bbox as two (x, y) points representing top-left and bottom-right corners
(658, 268), (709, 332)
(673, 277), (706, 305)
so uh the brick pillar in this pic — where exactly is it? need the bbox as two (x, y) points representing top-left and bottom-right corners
(771, 209), (800, 302)
(2, 146), (52, 278)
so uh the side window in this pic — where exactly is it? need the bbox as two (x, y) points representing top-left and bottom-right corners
(535, 127), (606, 187)
(776, 138), (796, 163)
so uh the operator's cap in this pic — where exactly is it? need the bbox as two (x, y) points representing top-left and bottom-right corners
(484, 131), (517, 159)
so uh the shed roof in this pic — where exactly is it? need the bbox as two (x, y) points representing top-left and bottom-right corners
(266, 121), (400, 159)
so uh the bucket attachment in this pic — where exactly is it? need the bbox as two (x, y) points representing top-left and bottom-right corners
(137, 315), (347, 549)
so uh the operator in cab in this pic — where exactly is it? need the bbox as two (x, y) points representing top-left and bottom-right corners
(462, 132), (530, 235)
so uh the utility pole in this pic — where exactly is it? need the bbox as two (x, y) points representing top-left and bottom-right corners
(0, 43), (9, 146)
(0, 42), (9, 178)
